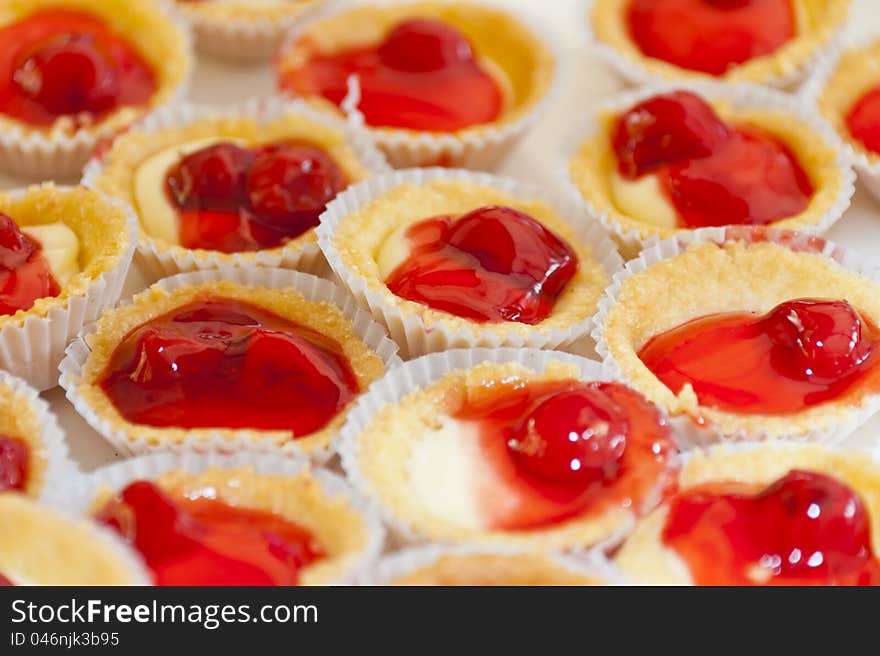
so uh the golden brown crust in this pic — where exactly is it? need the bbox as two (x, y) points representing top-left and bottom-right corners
(591, 0), (850, 84)
(0, 0), (190, 137)
(73, 280), (386, 453)
(616, 445), (880, 585)
(0, 184), (132, 330)
(332, 179), (611, 339)
(390, 553), (602, 586)
(91, 466), (371, 585)
(0, 383), (46, 497)
(600, 240), (880, 438)
(568, 101), (847, 244)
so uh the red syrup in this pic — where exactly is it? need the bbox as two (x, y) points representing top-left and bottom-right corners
(98, 298), (360, 435)
(97, 481), (324, 586)
(638, 299), (880, 415)
(612, 91), (813, 228)
(453, 380), (677, 530)
(0, 435), (28, 492)
(663, 470), (880, 585)
(626, 0), (796, 76)
(385, 206), (579, 324)
(846, 86), (880, 155)
(0, 212), (60, 316)
(0, 9), (156, 127)
(279, 18), (503, 131)
(165, 141), (347, 253)
(0, 573), (12, 586)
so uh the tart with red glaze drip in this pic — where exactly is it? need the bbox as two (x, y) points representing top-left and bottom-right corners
(89, 461), (381, 586)
(325, 176), (617, 358)
(276, 2), (555, 167)
(616, 445), (880, 586)
(64, 277), (390, 455)
(347, 358), (679, 549)
(590, 0), (850, 84)
(597, 234), (880, 440)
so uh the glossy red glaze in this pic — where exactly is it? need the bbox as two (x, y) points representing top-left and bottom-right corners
(0, 435), (28, 492)
(97, 481), (324, 586)
(613, 91), (813, 228)
(639, 299), (880, 415)
(278, 18), (503, 131)
(846, 86), (880, 155)
(165, 141), (346, 253)
(0, 9), (156, 127)
(663, 470), (880, 585)
(454, 380), (677, 530)
(0, 573), (12, 586)
(0, 213), (60, 316)
(98, 298), (360, 435)
(385, 206), (579, 324)
(626, 0), (796, 76)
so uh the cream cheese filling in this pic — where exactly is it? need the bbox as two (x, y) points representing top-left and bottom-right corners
(21, 223), (80, 285)
(609, 170), (679, 229)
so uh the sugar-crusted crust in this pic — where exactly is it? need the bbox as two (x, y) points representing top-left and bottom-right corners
(0, 184), (132, 330)
(568, 101), (848, 243)
(91, 466), (371, 585)
(389, 553), (602, 586)
(332, 179), (611, 340)
(277, 1), (555, 139)
(355, 360), (638, 550)
(73, 280), (387, 454)
(616, 445), (880, 585)
(177, 0), (324, 22)
(600, 240), (880, 438)
(92, 111), (372, 263)
(0, 382), (46, 497)
(591, 0), (850, 84)
(0, 495), (140, 585)
(817, 38), (880, 165)
(0, 0), (190, 137)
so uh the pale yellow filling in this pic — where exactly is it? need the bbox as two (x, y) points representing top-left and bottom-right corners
(22, 222), (80, 285)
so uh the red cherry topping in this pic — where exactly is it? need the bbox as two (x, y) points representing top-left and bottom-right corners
(97, 481), (324, 586)
(385, 206), (579, 324)
(626, 0), (797, 76)
(0, 573), (12, 586)
(278, 18), (503, 132)
(846, 86), (880, 155)
(0, 212), (61, 316)
(663, 470), (880, 585)
(98, 298), (360, 435)
(0, 9), (157, 127)
(0, 435), (29, 492)
(638, 298), (880, 415)
(454, 380), (677, 530)
(164, 141), (346, 253)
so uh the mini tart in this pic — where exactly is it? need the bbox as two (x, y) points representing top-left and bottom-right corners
(342, 356), (678, 551)
(0, 0), (191, 177)
(88, 457), (380, 586)
(276, 1), (556, 169)
(616, 444), (880, 585)
(65, 276), (389, 456)
(86, 100), (385, 280)
(567, 86), (851, 254)
(596, 232), (880, 442)
(0, 494), (146, 585)
(176, 0), (326, 62)
(590, 0), (850, 86)
(321, 174), (618, 358)
(0, 184), (134, 391)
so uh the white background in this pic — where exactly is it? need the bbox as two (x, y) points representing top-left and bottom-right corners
(1, 0), (879, 469)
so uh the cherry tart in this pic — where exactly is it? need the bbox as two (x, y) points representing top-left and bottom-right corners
(0, 494), (148, 586)
(616, 444), (880, 586)
(0, 0), (191, 178)
(85, 100), (387, 280)
(338, 351), (680, 551)
(567, 86), (852, 254)
(84, 454), (383, 586)
(590, 0), (849, 86)
(276, 1), (556, 169)
(595, 228), (880, 442)
(318, 171), (621, 358)
(59, 269), (396, 458)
